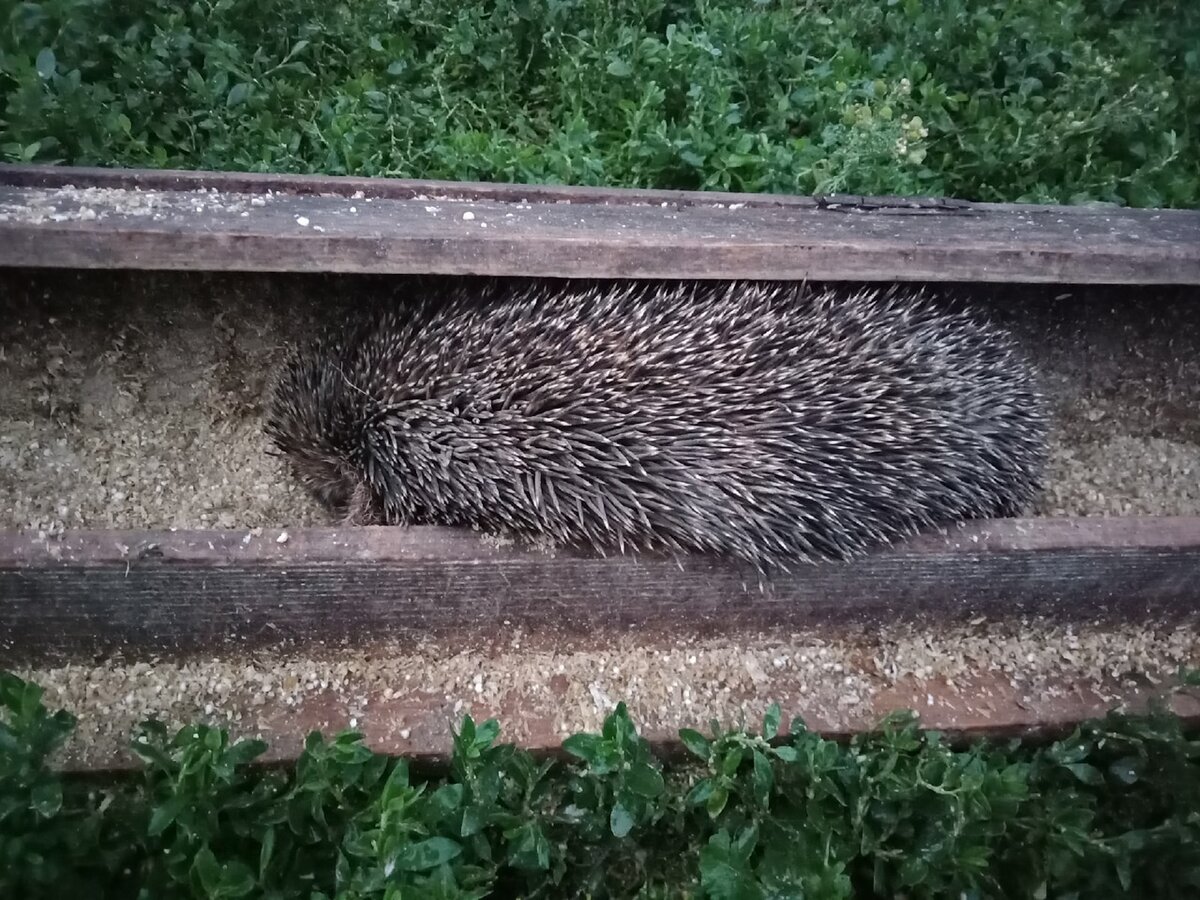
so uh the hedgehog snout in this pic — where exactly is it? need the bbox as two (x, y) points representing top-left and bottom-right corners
(341, 479), (385, 526)
(285, 450), (372, 521)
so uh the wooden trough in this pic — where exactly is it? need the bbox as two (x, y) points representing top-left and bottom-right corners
(2, 163), (1200, 771)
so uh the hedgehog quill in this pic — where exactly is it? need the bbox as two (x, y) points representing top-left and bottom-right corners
(265, 280), (1048, 573)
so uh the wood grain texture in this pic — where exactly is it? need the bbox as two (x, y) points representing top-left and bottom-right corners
(1, 165), (1198, 283)
(3, 518), (1200, 661)
(0, 162), (996, 207)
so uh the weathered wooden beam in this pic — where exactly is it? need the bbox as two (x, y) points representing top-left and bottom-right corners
(3, 518), (1200, 662)
(1, 165), (1198, 284)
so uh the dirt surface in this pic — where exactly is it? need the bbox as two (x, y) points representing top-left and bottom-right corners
(979, 282), (1200, 517)
(0, 270), (327, 531)
(1, 272), (1199, 531)
(17, 617), (1200, 770)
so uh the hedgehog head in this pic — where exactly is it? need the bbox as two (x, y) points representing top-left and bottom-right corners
(264, 345), (387, 526)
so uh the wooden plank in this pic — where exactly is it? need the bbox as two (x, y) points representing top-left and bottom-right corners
(1, 165), (1198, 283)
(3, 518), (1200, 661)
(0, 162), (996, 208)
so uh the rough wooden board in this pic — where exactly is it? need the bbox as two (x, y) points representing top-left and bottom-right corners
(0, 168), (1198, 283)
(0, 162), (946, 208)
(3, 518), (1200, 661)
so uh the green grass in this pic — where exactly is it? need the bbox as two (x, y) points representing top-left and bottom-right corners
(2, 0), (1198, 206)
(4, 671), (1200, 898)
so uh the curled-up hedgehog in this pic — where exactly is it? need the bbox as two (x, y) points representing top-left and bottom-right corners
(265, 279), (1048, 573)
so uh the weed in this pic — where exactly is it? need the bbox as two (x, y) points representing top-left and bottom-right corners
(4, 671), (1200, 897)
(2, 0), (1197, 206)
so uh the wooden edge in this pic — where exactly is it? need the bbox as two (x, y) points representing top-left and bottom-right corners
(3, 518), (1200, 660)
(2, 166), (1199, 284)
(0, 162), (1007, 211)
(5, 517), (1200, 561)
(1, 162), (1193, 218)
(42, 663), (1200, 775)
(0, 162), (821, 209)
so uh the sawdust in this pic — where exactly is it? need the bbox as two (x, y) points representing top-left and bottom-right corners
(18, 618), (1200, 769)
(0, 185), (269, 225)
(980, 284), (1200, 516)
(0, 271), (324, 530)
(1, 275), (1199, 530)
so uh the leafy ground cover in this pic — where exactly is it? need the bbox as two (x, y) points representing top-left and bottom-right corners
(3, 670), (1200, 898)
(2, 0), (1198, 206)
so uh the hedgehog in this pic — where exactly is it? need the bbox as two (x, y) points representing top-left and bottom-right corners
(264, 279), (1048, 573)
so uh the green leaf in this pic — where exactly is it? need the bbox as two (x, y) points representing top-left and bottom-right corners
(508, 821), (551, 870)
(193, 846), (223, 894)
(1116, 852), (1132, 890)
(606, 59), (633, 77)
(474, 718), (500, 749)
(762, 703), (781, 741)
(203, 726), (224, 752)
(900, 854), (929, 886)
(148, 794), (188, 836)
(227, 83), (251, 107)
(393, 837), (463, 872)
(699, 833), (761, 899)
(284, 39), (310, 60)
(706, 786), (729, 819)
(751, 751), (773, 807)
(430, 782), (465, 817)
(772, 745), (800, 763)
(1108, 756), (1142, 785)
(31, 780), (62, 817)
(733, 823), (758, 860)
(679, 728), (711, 760)
(610, 800), (635, 838)
(687, 778), (716, 807)
(1064, 763), (1105, 787)
(216, 860), (257, 897)
(461, 804), (485, 837)
(721, 747), (744, 777)
(225, 738), (269, 767)
(259, 826), (276, 880)
(626, 761), (665, 798)
(36, 48), (56, 79)
(562, 733), (602, 764)
(382, 758), (411, 805)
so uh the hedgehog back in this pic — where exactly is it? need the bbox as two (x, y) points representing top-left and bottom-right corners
(266, 280), (1047, 571)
